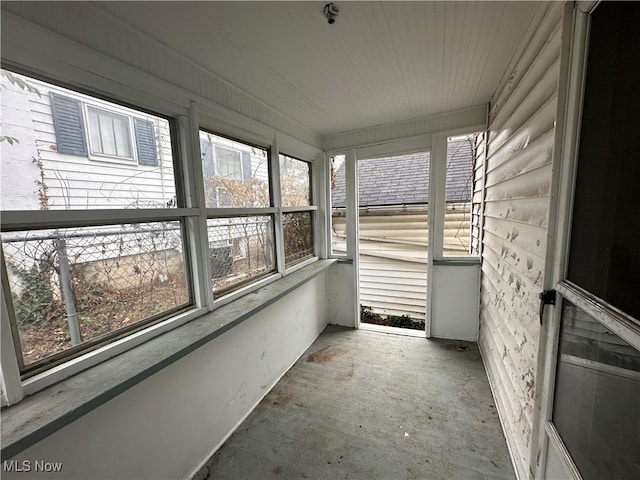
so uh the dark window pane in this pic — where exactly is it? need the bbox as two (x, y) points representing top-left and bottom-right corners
(553, 300), (640, 479)
(207, 216), (275, 294)
(283, 211), (314, 266)
(567, 3), (640, 319)
(2, 222), (190, 369)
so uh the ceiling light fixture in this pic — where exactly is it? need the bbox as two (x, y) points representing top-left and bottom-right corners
(323, 3), (339, 25)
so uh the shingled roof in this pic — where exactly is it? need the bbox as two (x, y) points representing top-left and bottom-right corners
(331, 137), (474, 208)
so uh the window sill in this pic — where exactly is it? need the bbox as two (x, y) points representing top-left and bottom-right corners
(0, 259), (336, 461)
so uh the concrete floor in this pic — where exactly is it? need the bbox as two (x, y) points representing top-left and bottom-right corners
(206, 325), (515, 479)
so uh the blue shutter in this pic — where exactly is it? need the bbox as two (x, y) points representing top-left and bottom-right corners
(50, 92), (88, 156)
(242, 151), (252, 181)
(133, 118), (157, 166)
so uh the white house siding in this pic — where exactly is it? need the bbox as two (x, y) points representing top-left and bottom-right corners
(0, 76), (41, 211)
(25, 79), (176, 210)
(478, 3), (563, 479)
(334, 207), (472, 320)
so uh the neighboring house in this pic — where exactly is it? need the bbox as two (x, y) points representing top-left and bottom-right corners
(331, 137), (476, 320)
(0, 73), (269, 293)
(0, 74), (176, 211)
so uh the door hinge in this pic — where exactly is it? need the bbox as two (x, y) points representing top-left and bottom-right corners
(539, 289), (557, 324)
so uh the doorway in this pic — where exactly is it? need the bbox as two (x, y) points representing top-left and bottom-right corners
(354, 136), (479, 335)
(357, 151), (430, 333)
(539, 2), (640, 478)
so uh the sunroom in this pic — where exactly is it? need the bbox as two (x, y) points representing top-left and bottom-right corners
(1, 2), (638, 480)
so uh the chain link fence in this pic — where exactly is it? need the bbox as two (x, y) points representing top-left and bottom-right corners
(207, 216), (275, 294)
(2, 222), (188, 367)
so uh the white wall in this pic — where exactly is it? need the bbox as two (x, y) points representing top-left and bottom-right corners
(431, 263), (480, 341)
(478, 3), (564, 478)
(4, 274), (328, 480)
(327, 262), (357, 328)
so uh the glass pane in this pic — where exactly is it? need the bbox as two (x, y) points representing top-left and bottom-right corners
(2, 222), (190, 368)
(199, 131), (270, 208)
(0, 69), (177, 210)
(443, 134), (476, 257)
(566, 2), (640, 320)
(283, 211), (314, 266)
(279, 154), (310, 207)
(330, 154), (347, 257)
(207, 216), (275, 294)
(553, 300), (640, 479)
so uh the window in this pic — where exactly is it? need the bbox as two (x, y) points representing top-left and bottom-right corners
(3, 222), (190, 376)
(214, 145), (242, 180)
(280, 154), (311, 207)
(442, 134), (478, 257)
(200, 131), (269, 209)
(0, 70), (191, 377)
(329, 154), (347, 257)
(49, 92), (158, 167)
(86, 106), (133, 159)
(279, 154), (315, 267)
(200, 131), (276, 296)
(1, 68), (319, 400)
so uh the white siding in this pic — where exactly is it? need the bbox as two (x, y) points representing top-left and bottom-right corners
(334, 207), (472, 320)
(2, 77), (176, 210)
(478, 3), (563, 479)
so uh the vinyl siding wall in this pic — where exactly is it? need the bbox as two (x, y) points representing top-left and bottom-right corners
(478, 3), (564, 479)
(333, 206), (472, 320)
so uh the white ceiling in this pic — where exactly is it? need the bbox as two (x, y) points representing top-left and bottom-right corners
(61, 2), (542, 137)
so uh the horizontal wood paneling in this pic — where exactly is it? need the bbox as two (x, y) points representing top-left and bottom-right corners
(478, 3), (563, 479)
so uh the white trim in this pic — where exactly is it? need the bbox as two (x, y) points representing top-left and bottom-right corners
(559, 353), (640, 382)
(180, 108), (211, 310)
(322, 105), (487, 152)
(312, 152), (327, 259)
(212, 272), (281, 309)
(426, 135), (446, 338)
(22, 306), (207, 396)
(355, 134), (432, 160)
(84, 103), (137, 163)
(326, 151), (349, 259)
(271, 135), (285, 276)
(1, 255), (23, 407)
(1, 208), (196, 231)
(544, 422), (584, 480)
(345, 149), (360, 327)
(531, 2), (587, 477)
(284, 256), (319, 275)
(205, 207), (278, 217)
(281, 206), (317, 213)
(557, 282), (640, 351)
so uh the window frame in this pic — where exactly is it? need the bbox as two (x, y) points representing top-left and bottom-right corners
(85, 104), (136, 162)
(0, 65), (322, 407)
(278, 153), (317, 270)
(213, 144), (243, 180)
(0, 68), (203, 400)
